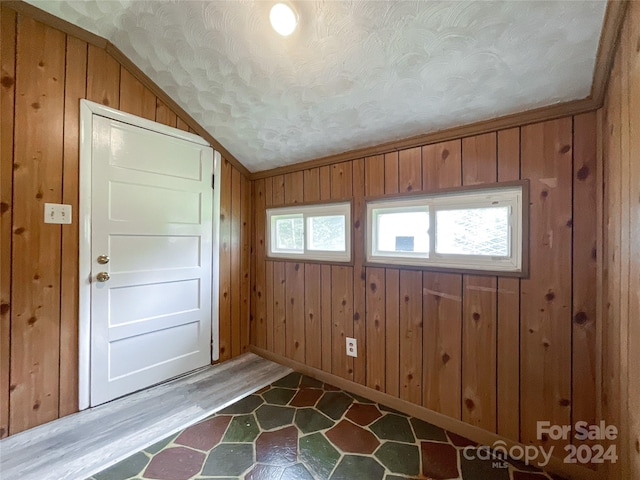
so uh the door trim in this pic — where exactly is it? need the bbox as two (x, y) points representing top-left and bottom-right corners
(78, 99), (221, 410)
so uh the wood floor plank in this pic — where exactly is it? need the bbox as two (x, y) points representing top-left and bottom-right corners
(0, 353), (291, 480)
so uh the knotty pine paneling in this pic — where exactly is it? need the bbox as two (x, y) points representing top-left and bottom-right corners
(251, 113), (600, 454)
(0, 7), (251, 436)
(600, 3), (639, 477)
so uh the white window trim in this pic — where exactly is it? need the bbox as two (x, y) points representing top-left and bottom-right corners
(267, 202), (352, 262)
(366, 185), (524, 273)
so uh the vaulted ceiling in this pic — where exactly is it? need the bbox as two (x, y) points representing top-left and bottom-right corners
(28, 0), (607, 172)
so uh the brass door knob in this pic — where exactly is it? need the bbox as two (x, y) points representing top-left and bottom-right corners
(96, 272), (110, 282)
(97, 255), (110, 264)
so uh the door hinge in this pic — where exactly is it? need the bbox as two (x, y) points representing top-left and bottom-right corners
(212, 174), (215, 189)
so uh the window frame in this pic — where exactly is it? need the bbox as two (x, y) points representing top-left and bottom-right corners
(365, 181), (529, 277)
(266, 201), (352, 263)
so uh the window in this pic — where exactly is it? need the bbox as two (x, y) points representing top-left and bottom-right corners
(366, 184), (525, 274)
(267, 202), (351, 262)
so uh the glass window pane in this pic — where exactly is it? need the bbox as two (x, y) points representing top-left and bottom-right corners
(376, 210), (429, 254)
(308, 215), (345, 251)
(274, 215), (303, 251)
(436, 207), (509, 256)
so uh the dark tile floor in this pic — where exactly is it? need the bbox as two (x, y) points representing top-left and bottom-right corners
(89, 373), (556, 480)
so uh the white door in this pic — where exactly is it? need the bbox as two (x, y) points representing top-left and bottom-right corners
(90, 115), (214, 406)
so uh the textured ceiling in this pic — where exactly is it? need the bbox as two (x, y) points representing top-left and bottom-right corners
(28, 0), (607, 172)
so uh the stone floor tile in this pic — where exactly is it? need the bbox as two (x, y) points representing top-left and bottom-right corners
(201, 443), (254, 477)
(255, 385), (271, 395)
(245, 463), (284, 480)
(316, 392), (353, 420)
(290, 388), (323, 407)
(256, 425), (298, 466)
(378, 404), (408, 416)
(174, 416), (231, 451)
(421, 441), (460, 479)
(218, 394), (264, 415)
(345, 403), (382, 426)
(222, 413), (259, 443)
(144, 433), (178, 455)
(370, 414), (416, 443)
(273, 372), (302, 389)
(263, 387), (297, 405)
(299, 433), (340, 480)
(329, 455), (385, 480)
(300, 376), (323, 389)
(93, 451), (149, 480)
(294, 408), (335, 433)
(326, 419), (380, 454)
(143, 446), (205, 480)
(447, 431), (477, 447)
(281, 462), (314, 480)
(323, 383), (341, 391)
(255, 404), (296, 430)
(374, 441), (420, 476)
(459, 454), (510, 480)
(409, 417), (448, 442)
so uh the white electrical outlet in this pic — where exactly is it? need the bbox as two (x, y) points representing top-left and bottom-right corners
(346, 337), (357, 357)
(44, 203), (72, 224)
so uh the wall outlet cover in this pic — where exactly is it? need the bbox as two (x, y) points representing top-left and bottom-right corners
(346, 337), (357, 357)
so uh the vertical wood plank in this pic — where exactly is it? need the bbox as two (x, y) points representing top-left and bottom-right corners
(10, 16), (65, 434)
(303, 169), (320, 202)
(572, 112), (598, 438)
(462, 275), (497, 431)
(230, 168), (241, 358)
(59, 35), (87, 418)
(176, 117), (189, 132)
(240, 175), (251, 354)
(385, 269), (400, 397)
(265, 261), (274, 351)
(520, 118), (573, 448)
(319, 166), (331, 201)
(284, 171), (304, 204)
(422, 139), (463, 418)
(253, 179), (267, 349)
(398, 147), (422, 193)
(331, 266), (354, 381)
(423, 273), (462, 419)
(364, 155), (384, 197)
(118, 68), (155, 120)
(384, 152), (399, 194)
(218, 159), (232, 361)
(365, 268), (386, 391)
(0, 6), (17, 438)
(422, 140), (462, 190)
(461, 133), (498, 432)
(272, 175), (285, 206)
(285, 262), (305, 363)
(330, 161), (353, 199)
(273, 261), (286, 357)
(496, 127), (521, 441)
(86, 45), (120, 108)
(155, 98), (177, 127)
(626, 4), (640, 474)
(304, 264), (322, 369)
(399, 270), (423, 404)
(321, 264), (332, 372)
(352, 158), (366, 386)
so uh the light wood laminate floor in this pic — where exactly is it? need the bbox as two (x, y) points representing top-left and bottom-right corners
(0, 353), (291, 480)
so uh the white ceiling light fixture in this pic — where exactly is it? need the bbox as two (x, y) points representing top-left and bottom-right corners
(270, 3), (298, 36)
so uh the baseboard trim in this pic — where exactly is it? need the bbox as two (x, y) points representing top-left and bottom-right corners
(250, 346), (602, 480)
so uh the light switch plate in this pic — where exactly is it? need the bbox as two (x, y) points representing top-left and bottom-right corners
(44, 203), (72, 224)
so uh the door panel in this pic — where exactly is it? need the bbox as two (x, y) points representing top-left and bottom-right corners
(90, 115), (213, 406)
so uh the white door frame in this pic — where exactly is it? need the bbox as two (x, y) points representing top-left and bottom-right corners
(78, 100), (221, 410)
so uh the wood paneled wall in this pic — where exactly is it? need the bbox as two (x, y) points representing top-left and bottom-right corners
(0, 7), (251, 436)
(251, 113), (599, 453)
(601, 1), (639, 477)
